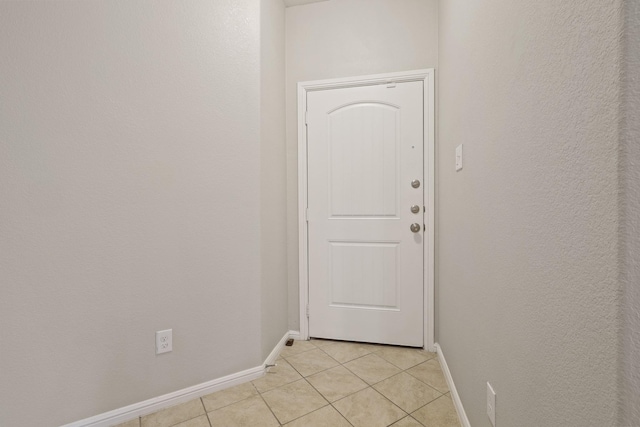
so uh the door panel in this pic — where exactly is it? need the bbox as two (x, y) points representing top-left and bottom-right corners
(307, 81), (424, 347)
(329, 240), (399, 309)
(328, 103), (399, 218)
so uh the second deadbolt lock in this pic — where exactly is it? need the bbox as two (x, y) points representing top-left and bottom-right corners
(411, 179), (421, 188)
(410, 205), (420, 214)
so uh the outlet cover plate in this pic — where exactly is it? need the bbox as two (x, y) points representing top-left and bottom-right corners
(487, 382), (496, 426)
(456, 144), (463, 171)
(156, 329), (172, 354)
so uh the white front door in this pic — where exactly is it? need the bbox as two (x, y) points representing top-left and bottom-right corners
(307, 80), (424, 347)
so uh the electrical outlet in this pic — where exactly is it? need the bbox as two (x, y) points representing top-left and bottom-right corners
(487, 382), (496, 426)
(156, 329), (172, 354)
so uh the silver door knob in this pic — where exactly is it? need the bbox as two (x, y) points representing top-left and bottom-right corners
(410, 223), (421, 233)
(410, 205), (420, 214)
(411, 179), (421, 188)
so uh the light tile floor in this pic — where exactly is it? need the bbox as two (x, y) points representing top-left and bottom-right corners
(115, 339), (461, 427)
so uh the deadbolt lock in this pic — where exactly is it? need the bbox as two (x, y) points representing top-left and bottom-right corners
(410, 205), (420, 214)
(411, 179), (421, 188)
(410, 223), (421, 233)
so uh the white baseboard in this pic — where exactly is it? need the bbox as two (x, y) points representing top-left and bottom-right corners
(264, 330), (292, 366)
(435, 343), (471, 427)
(62, 330), (294, 427)
(288, 330), (301, 340)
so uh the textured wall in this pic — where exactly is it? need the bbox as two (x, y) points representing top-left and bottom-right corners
(621, 1), (640, 425)
(260, 0), (289, 359)
(438, 1), (622, 426)
(285, 0), (439, 330)
(0, 1), (262, 425)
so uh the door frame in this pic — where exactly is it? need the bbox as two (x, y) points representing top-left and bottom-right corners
(297, 69), (436, 352)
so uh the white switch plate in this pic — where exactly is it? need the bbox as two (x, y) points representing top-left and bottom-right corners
(156, 329), (172, 354)
(487, 382), (496, 426)
(455, 144), (463, 171)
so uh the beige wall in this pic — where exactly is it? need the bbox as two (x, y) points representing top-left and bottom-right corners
(260, 0), (289, 359)
(2, 2), (637, 425)
(285, 0), (439, 330)
(621, 1), (640, 424)
(0, 1), (266, 425)
(438, 1), (623, 425)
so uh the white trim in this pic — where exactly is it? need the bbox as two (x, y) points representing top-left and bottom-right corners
(436, 343), (471, 427)
(288, 330), (301, 341)
(425, 69), (436, 353)
(61, 331), (294, 427)
(61, 367), (264, 427)
(264, 331), (293, 367)
(297, 69), (435, 91)
(297, 80), (310, 341)
(297, 69), (436, 352)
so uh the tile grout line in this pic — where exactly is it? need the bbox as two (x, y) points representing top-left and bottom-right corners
(269, 362), (355, 426)
(381, 363), (446, 426)
(255, 390), (285, 426)
(198, 397), (213, 427)
(350, 385), (409, 421)
(404, 369), (448, 396)
(159, 398), (209, 427)
(199, 384), (261, 425)
(408, 396), (450, 427)
(299, 363), (371, 425)
(326, 401), (357, 427)
(136, 341), (455, 427)
(402, 357), (450, 394)
(331, 362), (444, 425)
(337, 354), (403, 388)
(284, 343), (395, 380)
(257, 346), (330, 427)
(264, 376), (331, 425)
(233, 344), (441, 427)
(281, 349), (341, 379)
(312, 351), (409, 426)
(278, 343), (376, 426)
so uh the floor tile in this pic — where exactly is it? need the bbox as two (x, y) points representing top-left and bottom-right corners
(309, 338), (339, 348)
(130, 342), (461, 427)
(207, 395), (277, 427)
(113, 419), (140, 427)
(172, 415), (210, 427)
(418, 350), (438, 361)
(411, 394), (460, 427)
(283, 405), (351, 427)
(354, 342), (389, 351)
(252, 359), (302, 393)
(285, 349), (339, 377)
(406, 359), (449, 393)
(141, 399), (205, 427)
(201, 382), (257, 412)
(306, 365), (368, 402)
(391, 416), (424, 426)
(261, 379), (328, 424)
(333, 387), (406, 427)
(373, 372), (442, 413)
(374, 346), (431, 370)
(344, 353), (401, 384)
(319, 341), (372, 363)
(279, 340), (317, 358)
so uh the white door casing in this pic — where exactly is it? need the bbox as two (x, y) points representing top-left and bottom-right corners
(298, 70), (435, 350)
